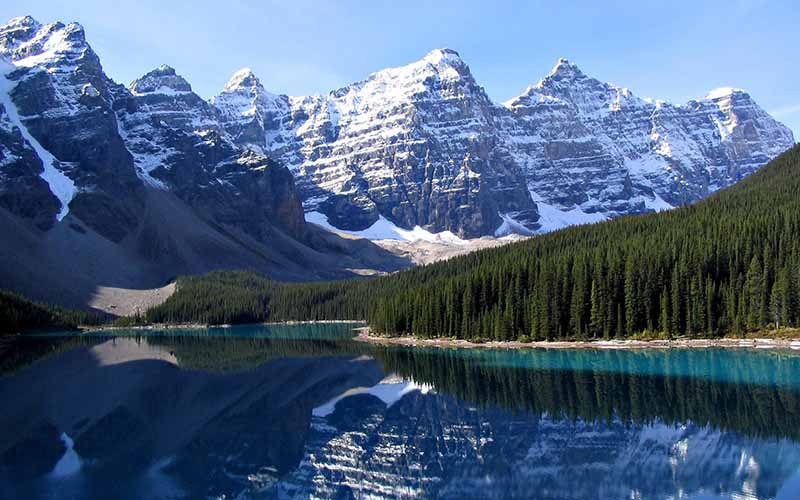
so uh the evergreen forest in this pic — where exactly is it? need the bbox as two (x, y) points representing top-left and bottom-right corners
(143, 145), (800, 341)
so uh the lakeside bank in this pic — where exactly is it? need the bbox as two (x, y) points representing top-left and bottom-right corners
(355, 327), (800, 350)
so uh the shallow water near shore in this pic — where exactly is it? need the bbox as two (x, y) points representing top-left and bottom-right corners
(2, 323), (800, 499)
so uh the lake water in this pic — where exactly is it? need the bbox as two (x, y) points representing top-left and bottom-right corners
(1, 323), (800, 499)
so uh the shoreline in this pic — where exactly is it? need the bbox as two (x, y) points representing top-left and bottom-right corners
(354, 328), (800, 350)
(62, 322), (800, 350)
(81, 319), (365, 333)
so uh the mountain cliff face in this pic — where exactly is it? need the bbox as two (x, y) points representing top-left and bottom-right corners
(215, 52), (794, 237)
(500, 59), (795, 222)
(0, 16), (143, 241)
(0, 16), (407, 308)
(0, 16), (306, 243)
(118, 64), (305, 240)
(214, 49), (540, 237)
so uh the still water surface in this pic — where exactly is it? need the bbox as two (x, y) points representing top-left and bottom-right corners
(1, 323), (800, 499)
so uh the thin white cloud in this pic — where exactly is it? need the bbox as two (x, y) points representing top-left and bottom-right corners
(770, 104), (800, 117)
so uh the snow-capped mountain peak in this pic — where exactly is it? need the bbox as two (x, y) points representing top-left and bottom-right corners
(211, 67), (288, 152)
(223, 67), (261, 92)
(421, 47), (464, 66)
(1, 14), (793, 242)
(359, 47), (474, 91)
(220, 50), (792, 238)
(0, 17), (89, 69)
(545, 57), (584, 80)
(0, 15), (42, 43)
(226, 46), (540, 237)
(704, 86), (745, 101)
(129, 65), (192, 95)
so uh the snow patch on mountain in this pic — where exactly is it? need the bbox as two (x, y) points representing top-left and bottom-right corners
(534, 202), (608, 234)
(129, 65), (192, 95)
(495, 212), (537, 237)
(643, 192), (673, 212)
(0, 63), (76, 220)
(705, 87), (744, 100)
(306, 211), (468, 244)
(223, 67), (257, 92)
(113, 117), (168, 189)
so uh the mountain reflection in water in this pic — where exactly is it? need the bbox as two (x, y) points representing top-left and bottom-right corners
(0, 323), (799, 500)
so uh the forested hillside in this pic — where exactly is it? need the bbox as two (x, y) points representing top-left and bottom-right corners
(0, 291), (103, 335)
(147, 145), (800, 340)
(366, 144), (800, 339)
(142, 271), (371, 325)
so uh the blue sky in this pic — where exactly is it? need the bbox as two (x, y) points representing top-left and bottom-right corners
(3, 0), (799, 137)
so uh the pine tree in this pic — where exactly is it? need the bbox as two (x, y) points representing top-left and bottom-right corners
(746, 255), (765, 330)
(589, 280), (603, 339)
(660, 288), (671, 339)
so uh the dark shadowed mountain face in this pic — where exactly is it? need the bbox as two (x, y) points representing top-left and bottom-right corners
(1, 326), (800, 500)
(0, 17), (144, 241)
(118, 63), (307, 241)
(0, 16), (410, 308)
(0, 16), (314, 242)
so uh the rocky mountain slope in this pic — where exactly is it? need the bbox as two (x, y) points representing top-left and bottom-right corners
(501, 59), (794, 224)
(215, 51), (794, 237)
(214, 49), (539, 238)
(0, 16), (407, 309)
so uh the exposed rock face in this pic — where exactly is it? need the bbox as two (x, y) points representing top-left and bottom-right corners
(214, 49), (539, 238)
(0, 16), (143, 241)
(215, 53), (794, 237)
(0, 16), (306, 244)
(210, 67), (284, 152)
(500, 59), (796, 220)
(0, 13), (795, 293)
(118, 64), (305, 240)
(0, 96), (60, 230)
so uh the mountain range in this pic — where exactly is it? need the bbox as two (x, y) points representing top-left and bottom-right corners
(0, 16), (408, 308)
(0, 15), (794, 308)
(211, 48), (794, 237)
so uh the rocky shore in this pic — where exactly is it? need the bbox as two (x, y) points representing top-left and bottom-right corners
(354, 328), (800, 350)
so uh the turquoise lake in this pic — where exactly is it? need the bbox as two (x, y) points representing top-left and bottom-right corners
(1, 323), (799, 499)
